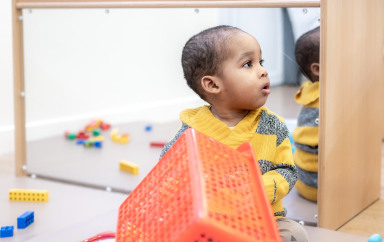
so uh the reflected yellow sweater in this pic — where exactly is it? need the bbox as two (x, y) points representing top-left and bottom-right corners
(160, 106), (298, 218)
(292, 81), (319, 202)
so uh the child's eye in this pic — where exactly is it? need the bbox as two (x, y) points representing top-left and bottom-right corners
(259, 59), (264, 66)
(243, 61), (252, 68)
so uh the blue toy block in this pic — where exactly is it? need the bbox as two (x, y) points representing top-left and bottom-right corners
(0, 226), (14, 238)
(17, 211), (34, 229)
(76, 139), (86, 145)
(145, 125), (152, 132)
(94, 141), (102, 148)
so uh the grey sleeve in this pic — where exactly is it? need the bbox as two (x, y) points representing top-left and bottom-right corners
(159, 123), (191, 159)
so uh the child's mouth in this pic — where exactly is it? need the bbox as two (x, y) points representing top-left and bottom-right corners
(262, 83), (271, 94)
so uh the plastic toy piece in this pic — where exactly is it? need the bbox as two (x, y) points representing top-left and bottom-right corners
(81, 231), (116, 242)
(111, 128), (130, 144)
(119, 160), (139, 175)
(85, 119), (102, 132)
(100, 122), (111, 131)
(94, 141), (102, 148)
(368, 234), (383, 242)
(76, 139), (87, 145)
(76, 130), (90, 140)
(84, 140), (94, 148)
(116, 128), (281, 242)
(0, 226), (14, 238)
(9, 189), (49, 202)
(89, 136), (104, 142)
(92, 128), (101, 136)
(145, 125), (152, 132)
(65, 131), (77, 140)
(150, 141), (167, 148)
(17, 211), (34, 229)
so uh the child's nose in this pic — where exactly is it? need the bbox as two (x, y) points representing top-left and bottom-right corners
(260, 68), (268, 78)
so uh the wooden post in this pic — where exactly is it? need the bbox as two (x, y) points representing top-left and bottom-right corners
(12, 0), (27, 176)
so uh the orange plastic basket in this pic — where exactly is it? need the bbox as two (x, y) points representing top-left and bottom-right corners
(116, 128), (281, 242)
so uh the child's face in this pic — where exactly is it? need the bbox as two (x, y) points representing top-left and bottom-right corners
(217, 32), (270, 110)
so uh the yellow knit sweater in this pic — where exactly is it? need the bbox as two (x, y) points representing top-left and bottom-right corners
(292, 81), (319, 202)
(160, 105), (297, 218)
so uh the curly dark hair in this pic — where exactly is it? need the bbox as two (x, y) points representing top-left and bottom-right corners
(181, 25), (244, 100)
(295, 26), (320, 81)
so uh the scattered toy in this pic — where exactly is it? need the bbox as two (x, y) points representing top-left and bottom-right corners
(0, 226), (13, 238)
(111, 128), (129, 144)
(17, 211), (34, 229)
(150, 142), (167, 148)
(9, 189), (49, 202)
(119, 160), (139, 175)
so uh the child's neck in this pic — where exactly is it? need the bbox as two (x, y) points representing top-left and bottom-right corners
(209, 106), (250, 127)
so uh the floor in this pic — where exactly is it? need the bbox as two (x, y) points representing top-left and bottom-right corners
(1, 85), (382, 241)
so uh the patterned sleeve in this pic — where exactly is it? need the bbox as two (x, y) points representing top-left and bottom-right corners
(159, 122), (191, 159)
(257, 110), (298, 210)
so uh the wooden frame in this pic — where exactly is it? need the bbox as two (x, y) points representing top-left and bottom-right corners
(12, 0), (383, 231)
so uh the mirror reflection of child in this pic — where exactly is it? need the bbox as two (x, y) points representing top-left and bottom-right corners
(160, 25), (308, 242)
(292, 26), (320, 202)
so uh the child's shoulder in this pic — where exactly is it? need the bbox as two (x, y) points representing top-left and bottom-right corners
(259, 106), (285, 123)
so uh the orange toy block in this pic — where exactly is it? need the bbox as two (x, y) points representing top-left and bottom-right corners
(116, 128), (281, 242)
(119, 160), (139, 175)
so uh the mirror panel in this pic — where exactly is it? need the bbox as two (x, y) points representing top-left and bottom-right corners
(23, 7), (319, 224)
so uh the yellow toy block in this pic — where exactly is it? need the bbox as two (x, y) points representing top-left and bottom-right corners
(9, 189), (49, 202)
(86, 119), (103, 132)
(111, 128), (130, 144)
(89, 135), (104, 142)
(119, 160), (139, 175)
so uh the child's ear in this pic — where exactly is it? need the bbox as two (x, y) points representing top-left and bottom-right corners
(310, 63), (320, 77)
(201, 75), (220, 94)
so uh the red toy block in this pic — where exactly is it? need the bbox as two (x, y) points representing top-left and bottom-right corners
(150, 141), (167, 147)
(100, 122), (111, 130)
(116, 128), (281, 242)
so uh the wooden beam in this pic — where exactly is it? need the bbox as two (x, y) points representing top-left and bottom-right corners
(12, 0), (27, 176)
(15, 0), (320, 9)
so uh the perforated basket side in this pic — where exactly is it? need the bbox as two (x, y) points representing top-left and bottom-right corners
(193, 131), (281, 241)
(116, 129), (201, 241)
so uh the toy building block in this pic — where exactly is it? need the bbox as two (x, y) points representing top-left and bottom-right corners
(100, 122), (111, 131)
(145, 125), (152, 132)
(0, 226), (14, 238)
(17, 211), (34, 229)
(85, 119), (102, 132)
(118, 134), (129, 144)
(111, 128), (119, 139)
(89, 136), (104, 142)
(119, 160), (139, 175)
(150, 141), (167, 148)
(111, 128), (130, 144)
(84, 140), (94, 148)
(76, 130), (90, 140)
(116, 128), (281, 242)
(9, 189), (49, 202)
(76, 139), (87, 145)
(92, 128), (101, 136)
(65, 131), (76, 140)
(94, 141), (102, 148)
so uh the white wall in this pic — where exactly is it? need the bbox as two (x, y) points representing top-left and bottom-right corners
(0, 0), (14, 155)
